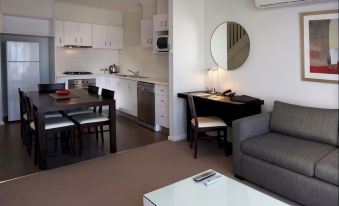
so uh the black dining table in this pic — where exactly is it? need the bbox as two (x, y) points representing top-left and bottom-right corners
(27, 89), (117, 170)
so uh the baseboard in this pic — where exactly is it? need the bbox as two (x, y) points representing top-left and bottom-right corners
(168, 134), (187, 141)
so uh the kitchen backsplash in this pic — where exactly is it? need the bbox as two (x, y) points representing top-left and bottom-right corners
(55, 47), (119, 74)
(118, 47), (169, 80)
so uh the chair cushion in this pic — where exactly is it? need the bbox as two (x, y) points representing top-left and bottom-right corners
(191, 116), (227, 128)
(241, 133), (335, 177)
(45, 112), (63, 118)
(315, 149), (339, 186)
(65, 109), (94, 116)
(270, 101), (339, 146)
(30, 117), (74, 130)
(22, 113), (28, 121)
(72, 113), (109, 125)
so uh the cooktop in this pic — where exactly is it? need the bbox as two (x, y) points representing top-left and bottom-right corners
(63, 72), (93, 75)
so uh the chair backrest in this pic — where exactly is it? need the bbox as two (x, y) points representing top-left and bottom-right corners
(100, 89), (115, 116)
(38, 83), (65, 93)
(101, 88), (115, 99)
(23, 96), (34, 123)
(18, 89), (27, 116)
(187, 94), (198, 128)
(88, 85), (99, 94)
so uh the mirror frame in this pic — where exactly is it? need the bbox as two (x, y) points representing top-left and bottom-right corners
(210, 21), (250, 70)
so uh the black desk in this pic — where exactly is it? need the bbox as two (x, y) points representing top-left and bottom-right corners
(178, 92), (264, 140)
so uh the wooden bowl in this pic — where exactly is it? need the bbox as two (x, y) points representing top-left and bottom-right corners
(56, 90), (71, 95)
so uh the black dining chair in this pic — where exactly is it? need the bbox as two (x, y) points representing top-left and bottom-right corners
(63, 85), (99, 117)
(18, 89), (30, 145)
(38, 83), (66, 118)
(24, 96), (76, 164)
(70, 88), (115, 156)
(38, 83), (66, 93)
(187, 94), (228, 159)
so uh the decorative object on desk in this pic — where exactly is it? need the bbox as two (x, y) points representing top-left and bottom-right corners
(222, 89), (236, 97)
(56, 90), (71, 95)
(231, 95), (261, 104)
(210, 22), (250, 70)
(207, 67), (218, 93)
(301, 10), (338, 84)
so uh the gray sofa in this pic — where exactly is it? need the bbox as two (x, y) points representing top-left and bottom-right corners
(233, 101), (338, 206)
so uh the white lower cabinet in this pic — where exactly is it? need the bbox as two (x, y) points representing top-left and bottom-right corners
(100, 76), (168, 126)
(155, 84), (169, 128)
(102, 76), (137, 116)
(55, 77), (68, 89)
(96, 76), (105, 94)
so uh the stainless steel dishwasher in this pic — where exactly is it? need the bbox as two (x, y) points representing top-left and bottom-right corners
(137, 82), (155, 130)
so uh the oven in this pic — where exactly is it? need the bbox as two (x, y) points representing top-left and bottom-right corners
(68, 79), (96, 89)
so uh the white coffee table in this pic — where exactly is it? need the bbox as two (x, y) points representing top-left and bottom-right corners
(143, 170), (289, 206)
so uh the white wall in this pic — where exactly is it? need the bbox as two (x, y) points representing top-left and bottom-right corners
(1, 0), (53, 19)
(119, 9), (169, 80)
(169, 0), (205, 140)
(53, 1), (122, 26)
(204, 0), (339, 111)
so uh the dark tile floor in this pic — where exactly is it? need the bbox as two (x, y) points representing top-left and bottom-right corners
(0, 114), (167, 182)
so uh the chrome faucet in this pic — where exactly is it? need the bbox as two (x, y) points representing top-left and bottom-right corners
(128, 69), (140, 77)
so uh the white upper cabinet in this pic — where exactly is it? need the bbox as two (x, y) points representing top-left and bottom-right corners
(107, 26), (124, 50)
(92, 24), (107, 49)
(141, 19), (153, 48)
(54, 20), (64, 47)
(93, 25), (124, 50)
(64, 21), (92, 47)
(64, 21), (79, 46)
(78, 23), (92, 47)
(153, 14), (168, 32)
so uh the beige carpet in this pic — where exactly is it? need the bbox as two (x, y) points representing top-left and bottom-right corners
(0, 140), (297, 206)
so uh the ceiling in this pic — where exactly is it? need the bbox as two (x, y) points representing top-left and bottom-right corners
(54, 0), (150, 11)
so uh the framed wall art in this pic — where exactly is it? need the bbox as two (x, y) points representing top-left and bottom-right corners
(301, 10), (339, 84)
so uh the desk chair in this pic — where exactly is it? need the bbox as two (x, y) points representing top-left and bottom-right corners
(188, 94), (228, 158)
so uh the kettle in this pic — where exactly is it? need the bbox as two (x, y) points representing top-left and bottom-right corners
(109, 64), (119, 73)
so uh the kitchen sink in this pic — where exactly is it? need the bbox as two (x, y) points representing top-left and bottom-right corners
(115, 74), (147, 79)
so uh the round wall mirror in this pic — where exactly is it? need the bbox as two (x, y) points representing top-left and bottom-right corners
(210, 22), (250, 70)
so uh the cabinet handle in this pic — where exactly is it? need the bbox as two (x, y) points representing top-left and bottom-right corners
(75, 37), (77, 43)
(110, 41), (112, 46)
(59, 38), (62, 44)
(81, 37), (83, 43)
(161, 21), (163, 27)
(165, 20), (168, 26)
(105, 41), (106, 46)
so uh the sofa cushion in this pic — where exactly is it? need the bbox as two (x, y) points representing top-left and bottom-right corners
(315, 149), (339, 186)
(241, 133), (335, 177)
(269, 101), (338, 146)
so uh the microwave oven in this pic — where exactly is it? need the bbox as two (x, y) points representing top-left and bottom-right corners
(155, 35), (169, 52)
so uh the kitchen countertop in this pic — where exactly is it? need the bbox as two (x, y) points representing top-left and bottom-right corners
(56, 73), (169, 86)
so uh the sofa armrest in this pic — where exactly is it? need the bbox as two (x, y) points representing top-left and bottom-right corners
(232, 113), (271, 176)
